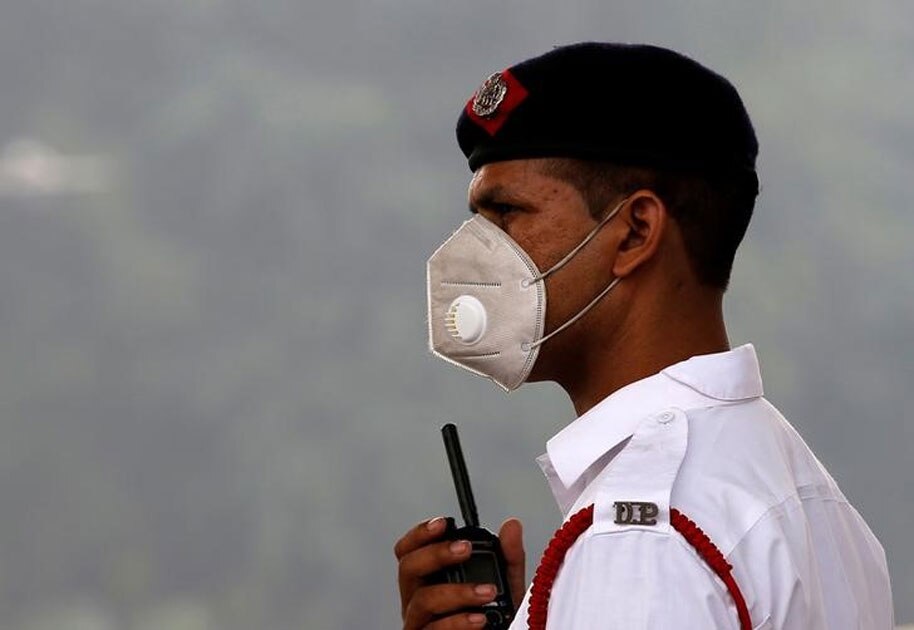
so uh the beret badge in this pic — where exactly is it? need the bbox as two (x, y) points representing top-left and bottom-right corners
(464, 70), (528, 138)
(471, 72), (509, 118)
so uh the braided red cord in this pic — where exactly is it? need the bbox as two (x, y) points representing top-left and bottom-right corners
(527, 504), (594, 630)
(526, 504), (751, 630)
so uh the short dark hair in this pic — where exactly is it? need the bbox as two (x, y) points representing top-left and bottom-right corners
(540, 159), (758, 290)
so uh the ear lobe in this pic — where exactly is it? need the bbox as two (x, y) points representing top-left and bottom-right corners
(611, 191), (667, 278)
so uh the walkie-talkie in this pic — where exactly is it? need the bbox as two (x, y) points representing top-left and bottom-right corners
(427, 423), (515, 628)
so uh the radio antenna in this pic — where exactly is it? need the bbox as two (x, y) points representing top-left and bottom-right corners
(441, 423), (479, 528)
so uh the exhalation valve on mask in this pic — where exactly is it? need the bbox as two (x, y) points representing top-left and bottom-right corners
(426, 197), (628, 392)
(446, 295), (488, 344)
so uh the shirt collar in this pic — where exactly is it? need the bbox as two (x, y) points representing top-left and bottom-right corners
(662, 343), (764, 402)
(543, 343), (764, 494)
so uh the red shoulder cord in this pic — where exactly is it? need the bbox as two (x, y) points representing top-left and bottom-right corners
(527, 505), (752, 630)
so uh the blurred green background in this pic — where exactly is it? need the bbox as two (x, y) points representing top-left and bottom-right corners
(0, 1), (911, 628)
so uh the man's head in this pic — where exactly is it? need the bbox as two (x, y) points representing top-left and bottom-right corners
(449, 43), (759, 394)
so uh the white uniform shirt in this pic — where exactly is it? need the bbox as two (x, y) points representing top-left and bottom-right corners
(509, 344), (893, 629)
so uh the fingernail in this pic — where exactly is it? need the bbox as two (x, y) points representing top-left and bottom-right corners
(468, 613), (486, 625)
(426, 517), (445, 532)
(450, 540), (470, 554)
(474, 583), (496, 598)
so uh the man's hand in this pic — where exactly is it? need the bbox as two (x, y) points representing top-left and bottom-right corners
(394, 516), (526, 629)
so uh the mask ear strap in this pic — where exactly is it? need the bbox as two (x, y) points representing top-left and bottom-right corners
(525, 276), (621, 351)
(525, 196), (629, 286)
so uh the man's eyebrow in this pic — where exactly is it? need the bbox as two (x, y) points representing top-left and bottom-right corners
(468, 185), (524, 213)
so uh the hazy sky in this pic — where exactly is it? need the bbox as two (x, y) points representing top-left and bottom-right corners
(0, 2), (911, 628)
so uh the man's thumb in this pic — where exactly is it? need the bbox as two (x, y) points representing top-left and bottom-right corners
(499, 517), (526, 606)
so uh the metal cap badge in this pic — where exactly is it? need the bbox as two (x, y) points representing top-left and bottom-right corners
(471, 73), (509, 118)
(463, 70), (529, 138)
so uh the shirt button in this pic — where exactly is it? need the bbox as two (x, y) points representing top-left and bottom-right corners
(658, 411), (675, 424)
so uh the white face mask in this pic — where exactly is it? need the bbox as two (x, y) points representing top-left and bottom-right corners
(426, 198), (626, 391)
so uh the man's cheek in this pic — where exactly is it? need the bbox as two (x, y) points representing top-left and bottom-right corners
(508, 230), (545, 267)
(519, 232), (563, 271)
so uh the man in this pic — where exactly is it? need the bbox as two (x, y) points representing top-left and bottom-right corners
(395, 43), (893, 629)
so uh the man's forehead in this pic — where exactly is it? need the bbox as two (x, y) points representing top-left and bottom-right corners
(468, 159), (561, 198)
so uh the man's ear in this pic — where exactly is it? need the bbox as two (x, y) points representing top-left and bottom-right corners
(611, 190), (668, 278)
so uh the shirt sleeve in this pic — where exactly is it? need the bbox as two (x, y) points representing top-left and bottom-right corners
(538, 530), (742, 629)
(726, 495), (895, 630)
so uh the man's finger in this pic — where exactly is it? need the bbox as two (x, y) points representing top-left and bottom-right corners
(423, 612), (489, 629)
(403, 583), (496, 629)
(498, 517), (526, 606)
(399, 539), (472, 585)
(394, 516), (448, 560)
(398, 538), (473, 616)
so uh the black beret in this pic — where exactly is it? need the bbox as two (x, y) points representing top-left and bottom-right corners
(457, 42), (758, 189)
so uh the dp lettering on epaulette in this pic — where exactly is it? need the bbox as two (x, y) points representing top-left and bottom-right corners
(613, 501), (660, 526)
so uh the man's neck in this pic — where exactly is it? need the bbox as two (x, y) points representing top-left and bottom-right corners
(559, 301), (730, 417)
